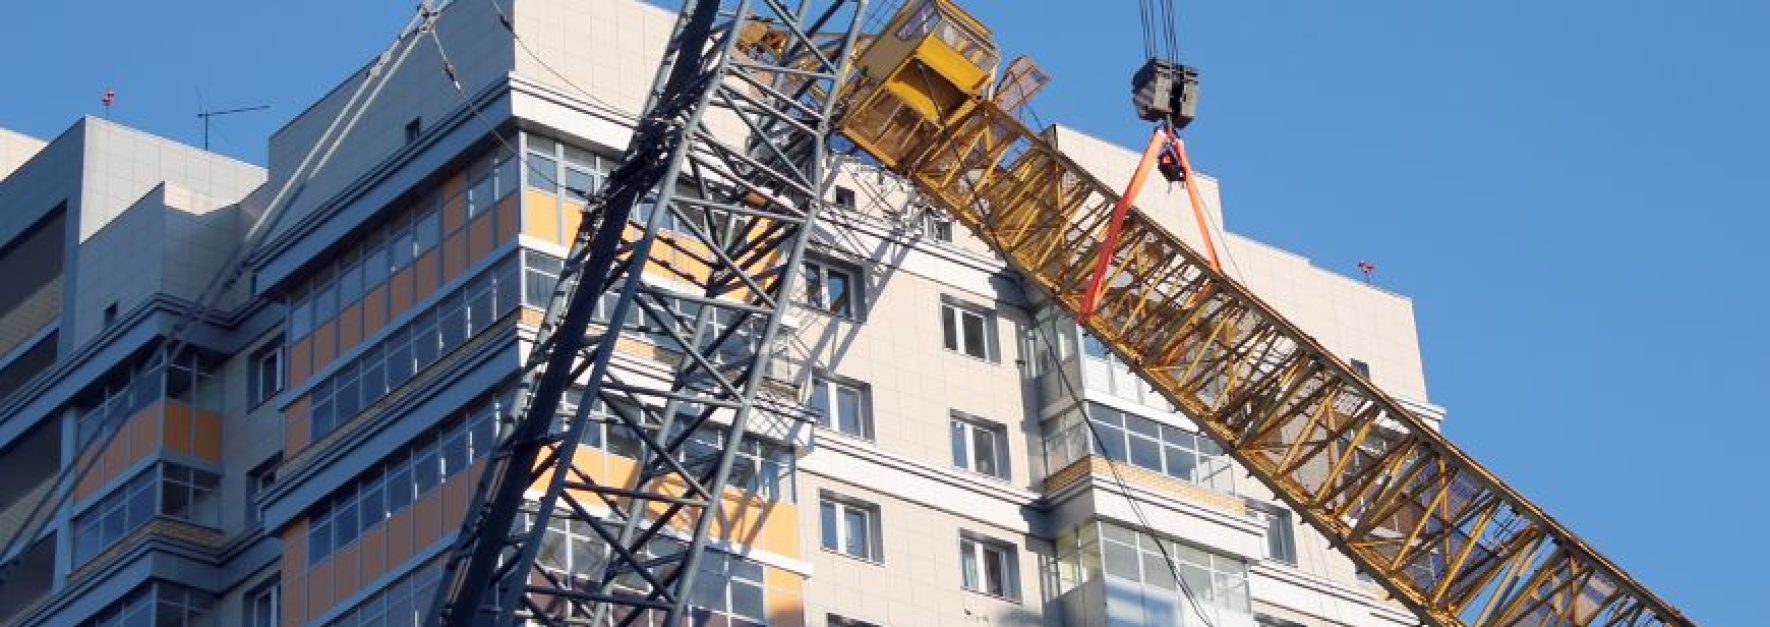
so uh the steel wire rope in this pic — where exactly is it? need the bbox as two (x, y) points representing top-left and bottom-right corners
(904, 61), (1224, 627)
(0, 4), (434, 574)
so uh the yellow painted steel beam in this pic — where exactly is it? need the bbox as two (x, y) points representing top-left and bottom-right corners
(835, 90), (1692, 626)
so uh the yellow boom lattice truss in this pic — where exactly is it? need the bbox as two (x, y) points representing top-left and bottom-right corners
(832, 6), (1692, 619)
(848, 96), (1690, 627)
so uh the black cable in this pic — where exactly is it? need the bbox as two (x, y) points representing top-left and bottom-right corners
(1027, 320), (1225, 627)
(904, 61), (1222, 627)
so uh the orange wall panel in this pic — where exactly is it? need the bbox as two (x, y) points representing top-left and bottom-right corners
(338, 302), (363, 352)
(128, 402), (159, 461)
(73, 451), (102, 498)
(363, 287), (388, 338)
(193, 410), (222, 462)
(282, 572), (306, 627)
(362, 525), (387, 584)
(285, 395), (312, 453)
(333, 542), (361, 604)
(442, 194), (466, 235)
(282, 520), (309, 626)
(164, 401), (193, 455)
(386, 506), (415, 567)
(468, 214), (494, 264)
(289, 337), (312, 388)
(442, 231), (467, 284)
(413, 488), (442, 552)
(496, 195), (519, 245)
(389, 268), (414, 319)
(312, 322), (337, 372)
(524, 190), (561, 245)
(306, 560), (333, 620)
(562, 202), (584, 241)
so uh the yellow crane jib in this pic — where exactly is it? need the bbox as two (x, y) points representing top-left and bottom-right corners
(830, 2), (1693, 626)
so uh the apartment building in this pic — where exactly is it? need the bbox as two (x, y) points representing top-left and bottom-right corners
(0, 1), (1444, 626)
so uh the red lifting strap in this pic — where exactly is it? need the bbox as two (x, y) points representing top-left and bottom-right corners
(1079, 130), (1222, 324)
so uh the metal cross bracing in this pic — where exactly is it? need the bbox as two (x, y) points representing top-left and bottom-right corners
(836, 97), (1693, 626)
(427, 0), (867, 625)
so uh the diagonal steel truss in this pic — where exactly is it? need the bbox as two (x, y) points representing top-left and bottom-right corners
(427, 0), (866, 625)
(837, 95), (1694, 627)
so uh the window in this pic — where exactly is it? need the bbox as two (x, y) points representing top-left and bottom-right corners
(896, 1), (940, 40)
(950, 414), (1009, 480)
(404, 118), (422, 144)
(1043, 403), (1237, 493)
(940, 300), (995, 361)
(920, 208), (953, 243)
(308, 255), (521, 442)
(959, 533), (1019, 600)
(808, 375), (871, 439)
(246, 578), (280, 627)
(1249, 502), (1297, 566)
(102, 302), (119, 326)
(834, 185), (856, 209)
(325, 562), (441, 627)
(72, 463), (221, 565)
(1350, 358), (1371, 378)
(820, 494), (882, 561)
(829, 615), (882, 627)
(81, 581), (215, 627)
(1090, 522), (1251, 620)
(249, 340), (283, 407)
(246, 455), (279, 526)
(801, 258), (860, 319)
(308, 392), (506, 564)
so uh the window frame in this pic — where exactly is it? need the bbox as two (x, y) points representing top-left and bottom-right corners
(950, 413), (1011, 481)
(801, 256), (863, 320)
(1249, 501), (1298, 566)
(958, 532), (1021, 601)
(940, 298), (997, 362)
(245, 576), (280, 627)
(819, 493), (883, 562)
(807, 373), (873, 440)
(249, 338), (284, 408)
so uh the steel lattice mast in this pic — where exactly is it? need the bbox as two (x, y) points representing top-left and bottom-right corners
(427, 0), (867, 624)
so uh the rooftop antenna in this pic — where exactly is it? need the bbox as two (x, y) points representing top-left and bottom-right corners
(100, 89), (116, 119)
(1357, 260), (1377, 284)
(196, 89), (268, 151)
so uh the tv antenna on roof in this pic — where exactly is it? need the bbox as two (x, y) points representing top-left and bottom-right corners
(196, 89), (268, 151)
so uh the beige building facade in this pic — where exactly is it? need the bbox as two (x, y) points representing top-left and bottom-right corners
(0, 1), (1441, 626)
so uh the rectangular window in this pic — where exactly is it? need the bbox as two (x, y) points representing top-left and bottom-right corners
(829, 615), (882, 627)
(1093, 522), (1251, 619)
(1067, 403), (1237, 493)
(72, 463), (220, 566)
(246, 455), (279, 526)
(808, 375), (871, 440)
(1350, 358), (1371, 378)
(819, 494), (882, 562)
(959, 533), (1020, 600)
(921, 209), (953, 243)
(834, 185), (856, 210)
(950, 414), (1010, 480)
(246, 577), (280, 627)
(801, 258), (861, 319)
(250, 340), (283, 407)
(1250, 502), (1298, 566)
(940, 300), (995, 361)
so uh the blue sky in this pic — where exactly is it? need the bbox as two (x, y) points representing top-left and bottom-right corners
(1, 1), (1757, 623)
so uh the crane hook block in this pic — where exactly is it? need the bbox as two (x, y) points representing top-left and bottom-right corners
(1132, 58), (1200, 130)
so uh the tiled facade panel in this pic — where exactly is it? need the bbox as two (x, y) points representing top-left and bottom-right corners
(72, 399), (223, 500)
